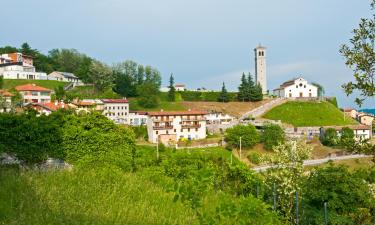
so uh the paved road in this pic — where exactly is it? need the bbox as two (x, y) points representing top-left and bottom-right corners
(252, 154), (369, 172)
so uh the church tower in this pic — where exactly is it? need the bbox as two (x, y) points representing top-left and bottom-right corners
(254, 45), (267, 94)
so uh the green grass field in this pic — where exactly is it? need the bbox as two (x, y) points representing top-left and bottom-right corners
(262, 101), (358, 127)
(3, 79), (65, 90)
(129, 98), (187, 111)
(67, 86), (121, 99)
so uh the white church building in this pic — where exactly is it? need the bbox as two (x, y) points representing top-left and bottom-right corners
(273, 77), (318, 98)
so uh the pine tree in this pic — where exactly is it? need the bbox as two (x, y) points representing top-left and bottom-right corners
(218, 82), (230, 102)
(238, 72), (248, 101)
(247, 73), (255, 101)
(252, 83), (263, 101)
(168, 73), (176, 102)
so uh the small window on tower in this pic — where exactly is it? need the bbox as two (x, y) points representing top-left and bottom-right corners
(259, 52), (261, 56)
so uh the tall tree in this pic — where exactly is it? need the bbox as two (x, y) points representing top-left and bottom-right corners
(0, 76), (3, 89)
(168, 73), (176, 102)
(247, 73), (255, 101)
(238, 72), (248, 102)
(20, 42), (33, 56)
(340, 0), (375, 106)
(88, 60), (113, 92)
(252, 84), (263, 101)
(218, 82), (230, 102)
(112, 60), (138, 97)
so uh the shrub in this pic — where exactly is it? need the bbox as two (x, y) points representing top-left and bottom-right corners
(261, 124), (285, 150)
(247, 152), (261, 165)
(321, 128), (339, 146)
(224, 124), (259, 148)
(340, 127), (355, 147)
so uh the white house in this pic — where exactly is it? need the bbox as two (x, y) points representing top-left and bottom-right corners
(273, 77), (318, 98)
(357, 113), (374, 126)
(129, 111), (148, 126)
(147, 110), (207, 144)
(25, 101), (71, 115)
(0, 53), (47, 80)
(102, 99), (129, 124)
(48, 71), (82, 84)
(206, 112), (234, 125)
(175, 84), (186, 91)
(320, 125), (372, 141)
(343, 108), (358, 119)
(15, 84), (52, 104)
(0, 89), (14, 112)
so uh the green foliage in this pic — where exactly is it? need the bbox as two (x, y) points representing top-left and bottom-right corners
(137, 82), (160, 108)
(303, 164), (375, 224)
(340, 127), (355, 147)
(321, 128), (339, 146)
(54, 86), (66, 102)
(327, 97), (338, 108)
(237, 72), (263, 102)
(0, 75), (3, 89)
(224, 124), (259, 148)
(261, 124), (285, 150)
(131, 125), (148, 140)
(88, 60), (113, 92)
(340, 0), (375, 106)
(168, 73), (176, 102)
(263, 101), (358, 126)
(247, 152), (261, 164)
(178, 90), (237, 102)
(218, 82), (230, 102)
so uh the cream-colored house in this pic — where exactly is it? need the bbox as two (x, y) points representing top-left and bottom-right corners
(15, 84), (51, 104)
(357, 113), (374, 126)
(147, 110), (207, 144)
(48, 71), (82, 84)
(343, 108), (357, 119)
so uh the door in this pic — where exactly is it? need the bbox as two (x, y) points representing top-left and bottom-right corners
(299, 92), (303, 97)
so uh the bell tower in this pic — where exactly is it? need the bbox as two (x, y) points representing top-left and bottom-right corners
(254, 45), (267, 94)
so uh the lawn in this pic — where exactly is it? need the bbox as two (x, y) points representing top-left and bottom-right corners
(262, 101), (358, 127)
(3, 79), (65, 90)
(129, 98), (187, 111)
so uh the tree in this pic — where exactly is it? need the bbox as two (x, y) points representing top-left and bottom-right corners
(54, 86), (66, 102)
(137, 83), (160, 108)
(0, 75), (3, 89)
(304, 165), (374, 225)
(88, 60), (113, 92)
(340, 0), (375, 106)
(311, 82), (325, 97)
(238, 73), (248, 101)
(247, 73), (255, 101)
(321, 128), (339, 146)
(224, 124), (259, 148)
(168, 73), (176, 102)
(112, 60), (138, 97)
(251, 83), (263, 101)
(20, 42), (33, 56)
(218, 82), (230, 102)
(264, 141), (312, 223)
(340, 127), (355, 147)
(261, 124), (285, 150)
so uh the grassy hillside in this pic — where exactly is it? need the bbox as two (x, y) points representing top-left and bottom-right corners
(3, 79), (65, 90)
(67, 86), (121, 99)
(263, 101), (358, 127)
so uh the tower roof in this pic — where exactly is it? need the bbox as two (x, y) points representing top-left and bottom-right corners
(255, 44), (266, 50)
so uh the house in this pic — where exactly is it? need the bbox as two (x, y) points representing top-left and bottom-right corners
(0, 90), (14, 112)
(273, 77), (318, 98)
(102, 99), (129, 124)
(175, 84), (186, 91)
(15, 84), (52, 104)
(129, 111), (148, 126)
(48, 71), (82, 84)
(25, 101), (70, 115)
(206, 112), (234, 125)
(342, 108), (357, 119)
(0, 53), (47, 80)
(71, 100), (96, 113)
(320, 125), (372, 141)
(357, 113), (374, 126)
(147, 110), (207, 144)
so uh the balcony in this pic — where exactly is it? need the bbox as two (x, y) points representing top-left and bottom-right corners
(181, 124), (201, 129)
(153, 125), (174, 130)
(152, 118), (174, 122)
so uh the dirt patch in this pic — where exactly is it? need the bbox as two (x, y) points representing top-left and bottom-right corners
(181, 100), (271, 118)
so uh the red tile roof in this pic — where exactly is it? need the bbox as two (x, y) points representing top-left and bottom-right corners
(73, 101), (95, 106)
(15, 84), (51, 92)
(323, 125), (371, 130)
(101, 99), (128, 103)
(41, 102), (71, 111)
(342, 108), (356, 112)
(148, 110), (206, 116)
(0, 89), (14, 97)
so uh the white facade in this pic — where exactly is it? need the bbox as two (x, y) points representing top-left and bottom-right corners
(15, 84), (52, 104)
(129, 111), (148, 126)
(358, 113), (374, 126)
(206, 112), (234, 125)
(0, 64), (47, 80)
(147, 111), (207, 144)
(273, 77), (318, 98)
(254, 45), (267, 94)
(175, 84), (186, 91)
(321, 125), (372, 141)
(102, 99), (129, 124)
(48, 71), (82, 84)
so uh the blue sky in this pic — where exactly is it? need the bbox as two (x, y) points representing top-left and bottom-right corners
(1, 0), (374, 108)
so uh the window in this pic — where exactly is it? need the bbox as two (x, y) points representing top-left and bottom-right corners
(174, 129), (176, 132)
(180, 129), (183, 132)
(166, 131), (169, 134)
(195, 128), (198, 131)
(156, 131), (158, 134)
(296, 85), (298, 88)
(188, 128), (190, 132)
(304, 85), (306, 88)
(299, 83), (303, 87)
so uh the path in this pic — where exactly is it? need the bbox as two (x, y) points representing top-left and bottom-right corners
(252, 154), (369, 172)
(240, 97), (287, 120)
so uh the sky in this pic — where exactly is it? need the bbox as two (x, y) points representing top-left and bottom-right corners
(1, 0), (374, 108)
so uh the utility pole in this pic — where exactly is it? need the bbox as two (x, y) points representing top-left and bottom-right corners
(239, 136), (242, 160)
(324, 202), (328, 225)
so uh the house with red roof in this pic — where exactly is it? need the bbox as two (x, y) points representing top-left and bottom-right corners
(25, 101), (70, 115)
(15, 83), (52, 104)
(101, 99), (129, 124)
(147, 110), (207, 144)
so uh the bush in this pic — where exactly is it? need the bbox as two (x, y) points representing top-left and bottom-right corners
(224, 124), (259, 148)
(247, 152), (261, 165)
(179, 91), (237, 102)
(261, 124), (285, 150)
(340, 127), (355, 147)
(131, 125), (148, 140)
(321, 128), (339, 146)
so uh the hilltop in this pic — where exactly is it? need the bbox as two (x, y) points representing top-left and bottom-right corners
(262, 101), (358, 127)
